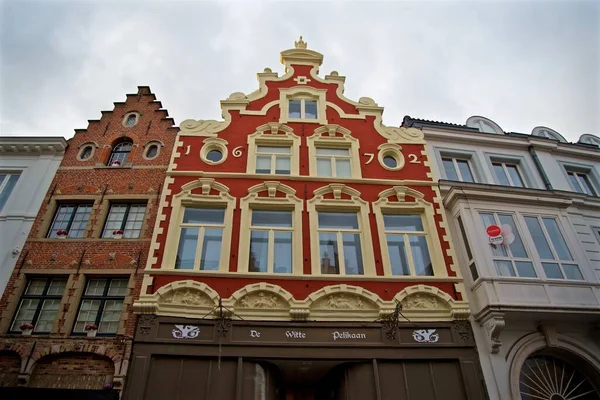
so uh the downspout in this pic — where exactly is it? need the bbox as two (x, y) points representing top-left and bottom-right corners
(528, 145), (552, 190)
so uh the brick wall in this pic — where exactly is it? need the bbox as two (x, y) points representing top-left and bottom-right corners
(0, 351), (20, 386)
(0, 86), (176, 391)
(29, 353), (114, 389)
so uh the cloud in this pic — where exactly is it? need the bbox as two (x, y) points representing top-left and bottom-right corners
(0, 0), (598, 142)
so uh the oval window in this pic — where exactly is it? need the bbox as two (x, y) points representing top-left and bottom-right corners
(206, 149), (223, 163)
(146, 144), (159, 159)
(125, 114), (137, 127)
(383, 155), (398, 168)
(79, 146), (93, 160)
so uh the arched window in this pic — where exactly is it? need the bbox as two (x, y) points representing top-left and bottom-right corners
(108, 140), (133, 166)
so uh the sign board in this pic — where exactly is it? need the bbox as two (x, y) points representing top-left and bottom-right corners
(486, 225), (502, 237)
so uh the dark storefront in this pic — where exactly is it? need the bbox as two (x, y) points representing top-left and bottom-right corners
(124, 317), (487, 400)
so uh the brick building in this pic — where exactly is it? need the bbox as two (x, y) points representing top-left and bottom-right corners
(0, 87), (177, 399)
(125, 39), (487, 400)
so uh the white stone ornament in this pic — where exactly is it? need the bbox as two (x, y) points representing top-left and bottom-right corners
(412, 329), (439, 343)
(172, 324), (200, 339)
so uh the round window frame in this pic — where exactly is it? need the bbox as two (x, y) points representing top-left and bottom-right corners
(378, 148), (405, 171)
(143, 142), (161, 160)
(122, 112), (140, 128)
(200, 141), (228, 165)
(77, 143), (96, 161)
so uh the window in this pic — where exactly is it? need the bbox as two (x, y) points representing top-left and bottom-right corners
(248, 210), (293, 273)
(524, 216), (583, 280)
(382, 214), (433, 276)
(288, 98), (317, 119)
(143, 143), (160, 160)
(48, 203), (93, 238)
(316, 148), (351, 178)
(442, 158), (475, 182)
(102, 203), (146, 238)
(73, 278), (128, 335)
(175, 207), (224, 270)
(123, 113), (138, 127)
(255, 146), (291, 174)
(480, 213), (537, 278)
(457, 216), (478, 280)
(0, 173), (20, 211)
(566, 170), (596, 195)
(200, 138), (228, 165)
(10, 277), (66, 333)
(492, 162), (525, 187)
(79, 145), (93, 160)
(318, 212), (364, 275)
(108, 140), (133, 166)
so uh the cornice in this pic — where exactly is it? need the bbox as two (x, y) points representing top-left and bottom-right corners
(0, 137), (68, 154)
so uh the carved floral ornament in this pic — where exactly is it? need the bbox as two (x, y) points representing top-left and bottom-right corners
(134, 281), (469, 322)
(176, 38), (424, 144)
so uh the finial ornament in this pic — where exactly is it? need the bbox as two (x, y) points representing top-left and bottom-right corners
(295, 36), (307, 49)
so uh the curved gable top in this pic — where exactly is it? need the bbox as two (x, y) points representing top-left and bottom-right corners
(531, 126), (567, 143)
(579, 134), (600, 147)
(465, 116), (504, 135)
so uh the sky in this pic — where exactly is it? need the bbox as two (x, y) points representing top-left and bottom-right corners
(0, 0), (599, 142)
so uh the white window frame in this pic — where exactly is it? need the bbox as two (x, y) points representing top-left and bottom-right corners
(315, 147), (351, 178)
(255, 145), (292, 175)
(0, 172), (21, 211)
(485, 153), (536, 188)
(279, 87), (327, 125)
(307, 125), (361, 179)
(564, 167), (597, 196)
(246, 123), (301, 176)
(491, 161), (526, 187)
(441, 157), (476, 182)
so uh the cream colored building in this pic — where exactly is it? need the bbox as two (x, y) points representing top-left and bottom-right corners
(408, 115), (600, 399)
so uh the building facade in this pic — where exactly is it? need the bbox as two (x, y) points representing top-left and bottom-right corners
(125, 39), (487, 400)
(0, 137), (67, 295)
(0, 87), (177, 399)
(408, 115), (600, 399)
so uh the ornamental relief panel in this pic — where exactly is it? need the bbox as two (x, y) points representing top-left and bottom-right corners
(400, 293), (450, 310)
(311, 293), (375, 310)
(159, 288), (214, 307)
(236, 292), (286, 309)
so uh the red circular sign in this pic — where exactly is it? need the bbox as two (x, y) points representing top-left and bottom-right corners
(486, 225), (502, 237)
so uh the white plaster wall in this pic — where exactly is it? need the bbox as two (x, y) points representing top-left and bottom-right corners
(534, 149), (600, 193)
(0, 152), (63, 295)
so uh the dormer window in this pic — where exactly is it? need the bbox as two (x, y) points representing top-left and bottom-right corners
(288, 98), (318, 120)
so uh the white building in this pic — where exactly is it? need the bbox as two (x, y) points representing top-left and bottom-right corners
(0, 137), (66, 294)
(405, 115), (600, 400)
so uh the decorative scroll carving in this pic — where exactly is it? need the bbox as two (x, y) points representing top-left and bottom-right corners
(138, 314), (156, 336)
(401, 293), (447, 310)
(160, 289), (213, 307)
(227, 92), (247, 100)
(379, 126), (424, 142)
(358, 97), (377, 106)
(483, 313), (505, 354)
(452, 320), (471, 343)
(179, 119), (229, 136)
(237, 292), (285, 309)
(314, 294), (370, 310)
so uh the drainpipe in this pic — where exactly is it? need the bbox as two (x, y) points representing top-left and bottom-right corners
(528, 145), (552, 190)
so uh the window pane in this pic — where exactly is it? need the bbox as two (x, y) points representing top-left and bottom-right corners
(99, 300), (123, 334)
(567, 172), (582, 193)
(249, 231), (268, 273)
(48, 205), (74, 237)
(480, 213), (508, 257)
(442, 159), (458, 181)
(542, 262), (564, 279)
(579, 174), (596, 195)
(11, 298), (39, 330)
(274, 231), (292, 273)
(289, 100), (301, 118)
(34, 300), (60, 332)
(200, 229), (222, 271)
(107, 279), (128, 296)
(316, 148), (350, 156)
(469, 263), (479, 281)
(319, 232), (340, 274)
(252, 210), (292, 227)
(457, 216), (473, 260)
(342, 234), (364, 275)
(506, 165), (524, 187)
(317, 158), (332, 177)
(275, 156), (290, 174)
(183, 208), (225, 224)
(335, 159), (351, 177)
(0, 174), (19, 210)
(318, 212), (359, 229)
(563, 264), (583, 280)
(387, 235), (410, 276)
(383, 215), (424, 231)
(493, 163), (510, 186)
(410, 235), (433, 276)
(305, 100), (318, 119)
(47, 279), (67, 296)
(175, 228), (198, 269)
(494, 260), (515, 277)
(524, 216), (554, 259)
(86, 279), (107, 296)
(26, 279), (47, 295)
(515, 261), (537, 277)
(103, 204), (127, 237)
(74, 300), (100, 332)
(542, 218), (573, 260)
(256, 156), (271, 174)
(69, 205), (92, 238)
(257, 146), (290, 154)
(498, 214), (528, 258)
(124, 204), (146, 238)
(457, 160), (475, 182)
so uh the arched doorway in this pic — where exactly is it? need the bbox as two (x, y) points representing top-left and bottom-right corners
(0, 351), (21, 387)
(29, 352), (114, 390)
(519, 350), (600, 400)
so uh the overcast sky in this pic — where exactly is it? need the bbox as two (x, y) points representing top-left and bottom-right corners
(1, 0), (598, 142)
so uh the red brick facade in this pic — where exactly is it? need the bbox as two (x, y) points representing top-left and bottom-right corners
(0, 86), (176, 394)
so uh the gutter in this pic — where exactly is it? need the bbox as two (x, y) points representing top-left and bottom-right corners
(528, 145), (552, 190)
